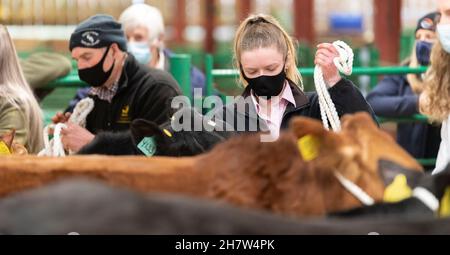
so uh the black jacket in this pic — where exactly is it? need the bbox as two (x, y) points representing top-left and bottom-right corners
(86, 54), (182, 134)
(211, 78), (377, 134)
(80, 78), (376, 156)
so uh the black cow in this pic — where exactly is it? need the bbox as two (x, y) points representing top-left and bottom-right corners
(0, 178), (449, 235)
(78, 107), (235, 156)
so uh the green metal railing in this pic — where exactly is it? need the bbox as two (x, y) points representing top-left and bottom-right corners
(206, 64), (428, 93)
(46, 72), (88, 88)
(170, 54), (192, 100)
(46, 54), (195, 93)
(210, 66), (428, 78)
(204, 55), (434, 167)
(377, 114), (429, 124)
(43, 54), (435, 167)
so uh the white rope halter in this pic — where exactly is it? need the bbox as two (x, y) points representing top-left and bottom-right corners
(313, 40), (354, 132)
(334, 172), (375, 206)
(313, 41), (364, 204)
(38, 97), (94, 157)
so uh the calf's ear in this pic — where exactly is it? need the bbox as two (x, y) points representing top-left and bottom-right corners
(1, 129), (16, 149)
(131, 119), (164, 142)
(288, 117), (326, 140)
(288, 117), (330, 162)
(378, 159), (424, 203)
(378, 159), (423, 188)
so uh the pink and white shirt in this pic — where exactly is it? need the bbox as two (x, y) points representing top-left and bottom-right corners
(250, 82), (297, 140)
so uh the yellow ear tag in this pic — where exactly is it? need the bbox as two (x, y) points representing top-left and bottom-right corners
(0, 141), (11, 155)
(383, 174), (412, 203)
(439, 187), (450, 218)
(163, 129), (173, 138)
(297, 135), (321, 162)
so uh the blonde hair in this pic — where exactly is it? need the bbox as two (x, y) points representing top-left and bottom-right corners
(406, 41), (425, 94)
(233, 14), (303, 90)
(419, 41), (450, 121)
(0, 25), (43, 153)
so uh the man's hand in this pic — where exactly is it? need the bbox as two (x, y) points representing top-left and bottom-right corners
(52, 112), (72, 124)
(60, 122), (95, 153)
(314, 43), (342, 87)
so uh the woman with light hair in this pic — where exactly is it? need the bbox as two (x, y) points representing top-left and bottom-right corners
(420, 0), (450, 174)
(0, 25), (43, 153)
(366, 12), (441, 170)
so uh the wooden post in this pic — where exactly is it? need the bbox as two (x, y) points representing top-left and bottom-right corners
(204, 0), (216, 53)
(238, 0), (253, 22)
(174, 0), (186, 44)
(374, 0), (402, 64)
(293, 0), (315, 45)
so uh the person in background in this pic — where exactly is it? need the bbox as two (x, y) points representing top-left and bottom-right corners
(420, 0), (450, 174)
(65, 3), (205, 113)
(52, 14), (181, 153)
(0, 25), (43, 153)
(366, 12), (441, 168)
(20, 52), (73, 101)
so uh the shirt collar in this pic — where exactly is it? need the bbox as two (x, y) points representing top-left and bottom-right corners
(156, 49), (165, 70)
(250, 81), (297, 110)
(89, 80), (119, 103)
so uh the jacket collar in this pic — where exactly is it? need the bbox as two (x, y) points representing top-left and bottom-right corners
(116, 54), (139, 93)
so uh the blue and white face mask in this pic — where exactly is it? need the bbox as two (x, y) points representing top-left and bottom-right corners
(437, 24), (450, 54)
(128, 41), (152, 65)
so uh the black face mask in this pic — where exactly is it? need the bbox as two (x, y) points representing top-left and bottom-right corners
(242, 66), (287, 99)
(78, 46), (115, 87)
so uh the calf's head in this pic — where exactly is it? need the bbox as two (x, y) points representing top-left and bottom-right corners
(205, 112), (423, 217)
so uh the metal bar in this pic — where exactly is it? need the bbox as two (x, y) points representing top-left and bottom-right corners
(212, 66), (428, 79)
(377, 114), (429, 123)
(169, 54), (192, 99)
(205, 54), (214, 97)
(46, 73), (88, 88)
(417, 158), (437, 166)
(45, 66), (428, 89)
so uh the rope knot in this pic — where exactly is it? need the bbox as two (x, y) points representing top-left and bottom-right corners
(38, 98), (95, 157)
(314, 41), (354, 132)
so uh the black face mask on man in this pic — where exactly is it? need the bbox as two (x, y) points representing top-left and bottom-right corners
(78, 46), (115, 87)
(242, 65), (287, 99)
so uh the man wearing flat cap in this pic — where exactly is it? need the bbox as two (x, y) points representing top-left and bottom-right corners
(54, 14), (182, 153)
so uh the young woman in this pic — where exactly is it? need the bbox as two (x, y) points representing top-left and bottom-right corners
(0, 25), (43, 153)
(221, 13), (375, 140)
(367, 12), (441, 168)
(79, 14), (376, 156)
(420, 1), (450, 174)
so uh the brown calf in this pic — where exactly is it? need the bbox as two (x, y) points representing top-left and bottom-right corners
(0, 113), (422, 217)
